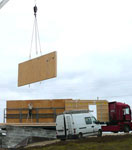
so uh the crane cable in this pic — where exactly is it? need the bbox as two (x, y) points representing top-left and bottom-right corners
(29, 3), (42, 59)
(29, 1), (42, 87)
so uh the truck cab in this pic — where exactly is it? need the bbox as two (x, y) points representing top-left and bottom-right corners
(102, 101), (132, 133)
(109, 102), (131, 124)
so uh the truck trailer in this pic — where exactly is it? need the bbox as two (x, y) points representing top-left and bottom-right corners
(102, 101), (132, 133)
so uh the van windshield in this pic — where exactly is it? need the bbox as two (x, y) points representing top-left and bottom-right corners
(91, 116), (97, 123)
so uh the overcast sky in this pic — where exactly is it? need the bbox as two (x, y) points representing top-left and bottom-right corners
(0, 0), (132, 122)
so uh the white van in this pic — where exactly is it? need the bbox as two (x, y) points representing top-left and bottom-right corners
(56, 110), (102, 140)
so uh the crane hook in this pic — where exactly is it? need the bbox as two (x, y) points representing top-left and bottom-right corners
(34, 5), (37, 17)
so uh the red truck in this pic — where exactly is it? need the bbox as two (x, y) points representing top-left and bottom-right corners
(102, 101), (132, 133)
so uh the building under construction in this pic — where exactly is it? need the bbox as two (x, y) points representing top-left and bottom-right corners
(5, 99), (109, 123)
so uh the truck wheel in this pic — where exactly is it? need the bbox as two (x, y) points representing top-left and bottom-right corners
(113, 131), (118, 133)
(97, 129), (102, 137)
(124, 125), (130, 133)
(78, 133), (83, 139)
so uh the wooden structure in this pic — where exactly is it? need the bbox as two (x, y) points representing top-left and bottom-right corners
(18, 51), (57, 87)
(5, 99), (109, 123)
(6, 99), (66, 123)
(65, 100), (108, 122)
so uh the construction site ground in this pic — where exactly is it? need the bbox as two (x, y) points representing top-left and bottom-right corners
(15, 133), (132, 150)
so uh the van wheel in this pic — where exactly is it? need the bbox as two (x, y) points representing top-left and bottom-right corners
(124, 125), (130, 133)
(78, 133), (83, 139)
(97, 129), (102, 137)
(61, 138), (66, 141)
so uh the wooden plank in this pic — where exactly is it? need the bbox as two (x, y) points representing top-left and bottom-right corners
(18, 51), (57, 87)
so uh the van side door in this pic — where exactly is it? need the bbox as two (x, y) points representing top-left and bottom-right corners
(65, 115), (73, 137)
(85, 117), (94, 135)
(56, 115), (66, 138)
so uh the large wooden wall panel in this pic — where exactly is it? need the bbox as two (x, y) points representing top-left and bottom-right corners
(97, 103), (109, 122)
(18, 51), (57, 87)
(6, 99), (109, 123)
(65, 100), (109, 122)
(6, 99), (66, 123)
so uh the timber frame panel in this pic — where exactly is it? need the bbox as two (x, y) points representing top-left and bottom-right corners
(18, 51), (57, 87)
(6, 99), (109, 123)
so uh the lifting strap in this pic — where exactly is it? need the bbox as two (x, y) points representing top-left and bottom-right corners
(29, 3), (42, 59)
(28, 2), (42, 87)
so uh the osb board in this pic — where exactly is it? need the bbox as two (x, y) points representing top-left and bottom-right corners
(6, 119), (20, 123)
(7, 108), (62, 115)
(97, 116), (108, 122)
(39, 118), (54, 123)
(52, 99), (65, 107)
(65, 100), (89, 110)
(66, 106), (89, 111)
(7, 99), (108, 109)
(55, 109), (65, 113)
(65, 106), (89, 111)
(7, 119), (40, 123)
(7, 100), (53, 109)
(65, 100), (108, 122)
(6, 99), (66, 123)
(76, 100), (108, 105)
(7, 99), (71, 109)
(6, 99), (108, 123)
(7, 101), (23, 108)
(6, 117), (55, 123)
(18, 51), (57, 87)
(97, 116), (109, 122)
(6, 110), (20, 114)
(24, 119), (41, 123)
(38, 109), (53, 113)
(65, 100), (108, 108)
(97, 104), (109, 122)
(97, 110), (108, 113)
